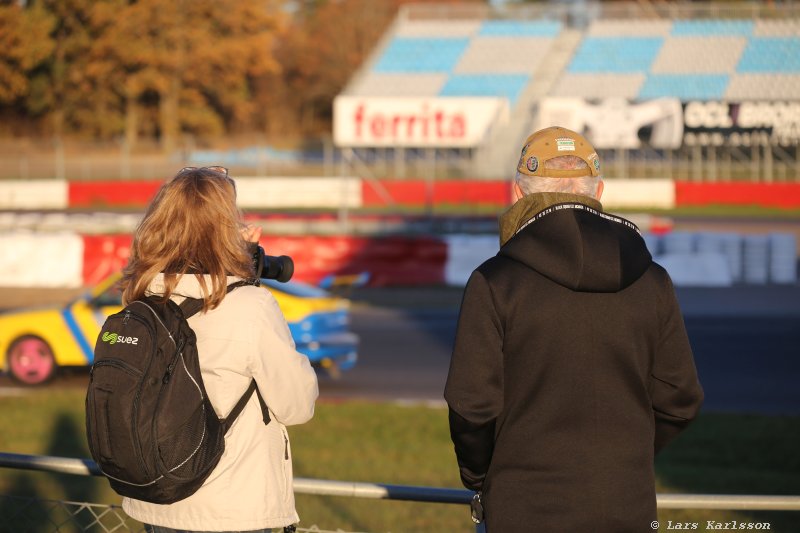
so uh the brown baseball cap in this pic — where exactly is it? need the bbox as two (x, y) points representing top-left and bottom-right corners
(516, 126), (601, 178)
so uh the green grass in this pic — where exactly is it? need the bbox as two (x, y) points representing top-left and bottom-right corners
(0, 388), (798, 532)
(655, 414), (800, 532)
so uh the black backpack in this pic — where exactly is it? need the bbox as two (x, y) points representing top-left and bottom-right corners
(85, 281), (269, 504)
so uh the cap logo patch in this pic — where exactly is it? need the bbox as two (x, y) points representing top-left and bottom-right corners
(556, 137), (575, 151)
(526, 156), (538, 173)
(594, 158), (601, 172)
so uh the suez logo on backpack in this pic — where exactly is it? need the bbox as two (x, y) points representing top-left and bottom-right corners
(85, 281), (269, 504)
(101, 331), (138, 345)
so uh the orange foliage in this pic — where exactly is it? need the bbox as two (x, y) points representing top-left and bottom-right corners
(0, 0), (482, 145)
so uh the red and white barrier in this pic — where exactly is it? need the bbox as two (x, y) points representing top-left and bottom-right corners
(3, 233), (447, 288)
(676, 182), (800, 209)
(0, 229), (795, 289)
(0, 180), (68, 210)
(1, 177), (798, 289)
(602, 179), (675, 210)
(2, 178), (800, 211)
(237, 177), (362, 209)
(0, 231), (83, 287)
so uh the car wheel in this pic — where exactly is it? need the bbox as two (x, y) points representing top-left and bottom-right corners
(6, 335), (57, 385)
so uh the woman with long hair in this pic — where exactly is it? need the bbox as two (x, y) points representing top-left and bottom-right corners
(120, 166), (318, 532)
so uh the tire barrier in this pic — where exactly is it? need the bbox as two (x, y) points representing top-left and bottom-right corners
(769, 233), (798, 285)
(644, 232), (797, 287)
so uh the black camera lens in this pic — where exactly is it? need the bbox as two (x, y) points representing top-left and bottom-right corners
(261, 254), (294, 283)
(250, 244), (294, 283)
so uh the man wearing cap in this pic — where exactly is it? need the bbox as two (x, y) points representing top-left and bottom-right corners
(444, 127), (703, 532)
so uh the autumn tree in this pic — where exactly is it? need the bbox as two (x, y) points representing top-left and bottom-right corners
(0, 3), (53, 104)
(0, 2), (54, 134)
(23, 0), (102, 140)
(93, 0), (284, 152)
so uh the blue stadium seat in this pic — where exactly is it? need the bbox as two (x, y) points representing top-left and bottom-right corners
(639, 74), (729, 100)
(671, 20), (754, 36)
(568, 37), (664, 73)
(737, 37), (800, 73)
(478, 20), (562, 37)
(373, 38), (470, 73)
(439, 74), (530, 105)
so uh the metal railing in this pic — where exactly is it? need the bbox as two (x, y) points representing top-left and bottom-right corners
(2, 451), (800, 532)
(399, 1), (800, 23)
(2, 138), (798, 182)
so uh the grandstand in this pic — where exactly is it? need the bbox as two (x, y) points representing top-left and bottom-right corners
(355, 19), (563, 105)
(335, 2), (800, 181)
(557, 17), (800, 100)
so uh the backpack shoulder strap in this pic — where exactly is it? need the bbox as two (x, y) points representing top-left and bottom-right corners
(175, 279), (270, 428)
(179, 279), (256, 319)
(221, 379), (271, 430)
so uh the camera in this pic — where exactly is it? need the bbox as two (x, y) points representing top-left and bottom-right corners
(250, 244), (294, 283)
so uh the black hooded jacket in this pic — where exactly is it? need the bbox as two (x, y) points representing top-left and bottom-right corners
(444, 201), (703, 532)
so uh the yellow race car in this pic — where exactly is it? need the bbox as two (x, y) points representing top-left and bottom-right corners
(0, 274), (358, 385)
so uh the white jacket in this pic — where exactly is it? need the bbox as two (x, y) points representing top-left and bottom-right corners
(122, 274), (319, 530)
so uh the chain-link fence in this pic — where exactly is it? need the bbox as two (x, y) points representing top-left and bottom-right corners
(0, 495), (367, 533)
(0, 495), (142, 533)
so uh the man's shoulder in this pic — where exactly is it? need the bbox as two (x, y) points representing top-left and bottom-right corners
(474, 253), (518, 275)
(641, 260), (673, 285)
(468, 254), (527, 288)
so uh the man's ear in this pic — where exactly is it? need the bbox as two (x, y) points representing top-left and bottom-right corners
(513, 181), (525, 202)
(596, 180), (604, 200)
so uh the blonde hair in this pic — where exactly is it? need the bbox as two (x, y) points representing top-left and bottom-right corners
(121, 168), (254, 312)
(515, 155), (601, 197)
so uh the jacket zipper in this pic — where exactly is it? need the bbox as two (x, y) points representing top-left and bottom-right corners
(162, 338), (186, 384)
(91, 358), (142, 378)
(129, 300), (176, 348)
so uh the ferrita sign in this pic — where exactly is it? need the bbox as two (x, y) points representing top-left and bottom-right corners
(333, 96), (509, 148)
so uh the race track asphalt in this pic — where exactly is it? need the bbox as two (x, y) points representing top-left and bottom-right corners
(1, 284), (798, 415)
(320, 284), (800, 415)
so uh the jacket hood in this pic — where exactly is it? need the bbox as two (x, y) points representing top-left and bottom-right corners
(498, 200), (652, 293)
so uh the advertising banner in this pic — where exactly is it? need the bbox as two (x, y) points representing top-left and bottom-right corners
(537, 98), (800, 150)
(682, 101), (800, 147)
(334, 96), (509, 148)
(536, 98), (684, 150)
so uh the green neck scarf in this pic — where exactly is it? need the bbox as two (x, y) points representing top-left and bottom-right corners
(499, 192), (603, 246)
